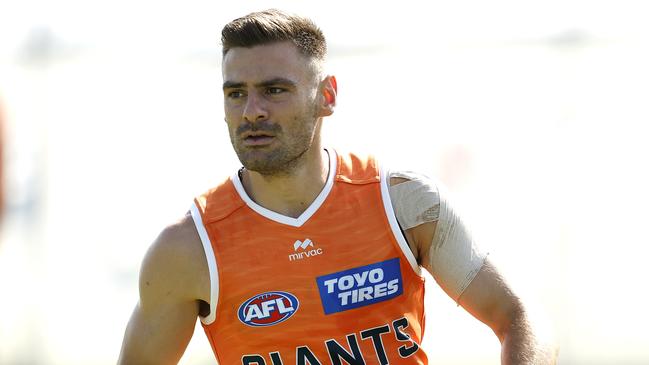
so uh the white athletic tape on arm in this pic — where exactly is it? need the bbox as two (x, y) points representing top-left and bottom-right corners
(389, 171), (487, 302)
(431, 185), (487, 302)
(389, 176), (440, 230)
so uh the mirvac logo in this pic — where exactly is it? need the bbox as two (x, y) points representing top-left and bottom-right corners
(316, 258), (403, 315)
(288, 238), (324, 261)
(237, 291), (299, 327)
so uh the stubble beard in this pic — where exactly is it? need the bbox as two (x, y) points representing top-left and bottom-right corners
(231, 105), (319, 177)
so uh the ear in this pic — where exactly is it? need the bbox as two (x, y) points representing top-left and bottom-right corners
(319, 75), (337, 117)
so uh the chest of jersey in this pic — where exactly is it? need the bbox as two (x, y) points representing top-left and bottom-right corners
(196, 152), (427, 364)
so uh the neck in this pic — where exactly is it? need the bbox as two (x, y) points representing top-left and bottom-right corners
(240, 146), (330, 218)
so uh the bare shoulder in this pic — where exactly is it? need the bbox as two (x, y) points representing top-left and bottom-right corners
(139, 212), (210, 306)
(150, 212), (204, 262)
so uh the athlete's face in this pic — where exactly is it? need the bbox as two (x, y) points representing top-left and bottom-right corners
(222, 41), (328, 175)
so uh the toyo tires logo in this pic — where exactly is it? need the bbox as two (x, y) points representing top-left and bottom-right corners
(237, 291), (299, 327)
(316, 258), (403, 315)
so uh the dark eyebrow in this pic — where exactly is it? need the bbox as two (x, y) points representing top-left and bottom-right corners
(256, 78), (297, 88)
(223, 81), (245, 90)
(222, 78), (297, 90)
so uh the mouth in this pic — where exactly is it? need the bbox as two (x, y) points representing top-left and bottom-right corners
(241, 131), (276, 146)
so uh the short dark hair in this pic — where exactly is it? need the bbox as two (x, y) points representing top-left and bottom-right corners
(221, 9), (327, 60)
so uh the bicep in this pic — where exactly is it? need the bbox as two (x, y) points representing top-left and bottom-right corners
(414, 191), (516, 338)
(118, 224), (203, 365)
(393, 172), (485, 301)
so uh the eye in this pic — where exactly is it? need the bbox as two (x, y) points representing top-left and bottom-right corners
(227, 90), (245, 99)
(266, 87), (285, 95)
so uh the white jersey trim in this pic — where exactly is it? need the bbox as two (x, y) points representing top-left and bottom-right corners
(190, 202), (219, 325)
(379, 165), (422, 276)
(231, 148), (337, 228)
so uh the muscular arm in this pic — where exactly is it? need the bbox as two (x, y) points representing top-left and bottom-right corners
(458, 261), (557, 364)
(118, 214), (210, 365)
(390, 173), (557, 364)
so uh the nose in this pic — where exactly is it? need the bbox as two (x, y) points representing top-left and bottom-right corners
(242, 92), (269, 122)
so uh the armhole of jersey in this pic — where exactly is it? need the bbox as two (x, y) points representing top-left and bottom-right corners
(190, 202), (219, 325)
(379, 164), (422, 276)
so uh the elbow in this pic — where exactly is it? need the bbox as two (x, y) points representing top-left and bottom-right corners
(497, 302), (560, 364)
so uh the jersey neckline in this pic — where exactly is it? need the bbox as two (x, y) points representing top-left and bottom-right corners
(230, 148), (337, 228)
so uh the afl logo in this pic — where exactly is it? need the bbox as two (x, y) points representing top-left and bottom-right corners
(237, 291), (299, 327)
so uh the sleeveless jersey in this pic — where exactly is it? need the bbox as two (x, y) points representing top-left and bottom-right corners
(191, 150), (428, 365)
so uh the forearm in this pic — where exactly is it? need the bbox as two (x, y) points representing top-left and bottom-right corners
(500, 310), (557, 365)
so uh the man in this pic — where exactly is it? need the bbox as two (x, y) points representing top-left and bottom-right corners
(118, 9), (556, 365)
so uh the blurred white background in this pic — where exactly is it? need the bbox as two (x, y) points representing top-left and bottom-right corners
(1, 0), (648, 364)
